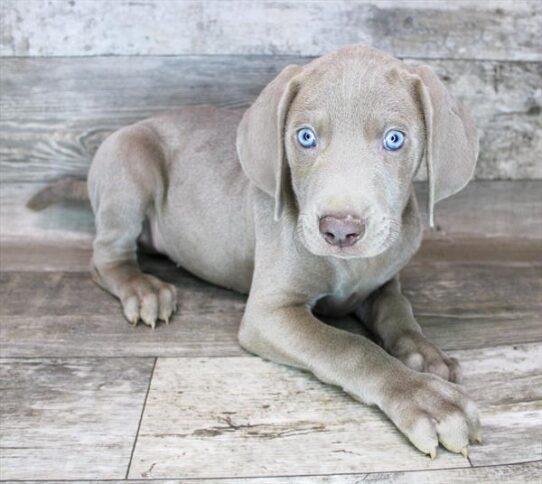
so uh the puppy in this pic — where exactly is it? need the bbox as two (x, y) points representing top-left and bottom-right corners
(32, 45), (481, 457)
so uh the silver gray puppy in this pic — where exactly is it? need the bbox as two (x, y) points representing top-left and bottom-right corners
(34, 45), (481, 458)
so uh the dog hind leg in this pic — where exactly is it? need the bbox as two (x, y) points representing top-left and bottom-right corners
(88, 126), (177, 328)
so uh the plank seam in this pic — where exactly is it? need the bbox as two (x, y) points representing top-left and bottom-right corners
(125, 357), (156, 480)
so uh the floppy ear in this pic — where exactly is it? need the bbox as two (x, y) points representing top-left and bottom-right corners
(236, 65), (302, 220)
(415, 65), (479, 227)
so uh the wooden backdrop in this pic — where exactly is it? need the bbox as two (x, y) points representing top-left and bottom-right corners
(1, 0), (541, 184)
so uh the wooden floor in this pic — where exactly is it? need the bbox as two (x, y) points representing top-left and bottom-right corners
(0, 181), (541, 482)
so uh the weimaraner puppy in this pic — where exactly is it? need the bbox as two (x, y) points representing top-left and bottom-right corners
(32, 45), (481, 458)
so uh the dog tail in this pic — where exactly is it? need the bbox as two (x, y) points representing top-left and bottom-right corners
(26, 177), (89, 211)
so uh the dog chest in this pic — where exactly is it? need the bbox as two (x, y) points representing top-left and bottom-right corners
(311, 235), (417, 316)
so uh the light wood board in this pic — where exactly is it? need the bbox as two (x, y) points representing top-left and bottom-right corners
(10, 461), (542, 482)
(2, 1), (540, 60)
(1, 56), (540, 183)
(1, 181), (540, 249)
(0, 357), (155, 480)
(128, 343), (542, 478)
(1, 235), (540, 358)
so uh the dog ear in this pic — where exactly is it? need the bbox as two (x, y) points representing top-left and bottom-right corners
(415, 65), (479, 227)
(236, 65), (302, 220)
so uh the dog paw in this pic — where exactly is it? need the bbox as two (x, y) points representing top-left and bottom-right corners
(390, 331), (462, 383)
(119, 274), (178, 328)
(383, 370), (481, 458)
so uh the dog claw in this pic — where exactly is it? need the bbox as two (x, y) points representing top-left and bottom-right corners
(140, 316), (156, 329)
(429, 448), (437, 460)
(461, 446), (469, 458)
(472, 430), (483, 445)
(120, 276), (176, 329)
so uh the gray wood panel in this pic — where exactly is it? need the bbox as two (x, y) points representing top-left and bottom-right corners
(0, 259), (246, 358)
(0, 240), (93, 272)
(1, 234), (538, 275)
(129, 356), (466, 478)
(1, 182), (540, 250)
(128, 343), (542, 478)
(1, 236), (540, 358)
(0, 183), (95, 244)
(414, 181), (542, 239)
(2, 0), (540, 61)
(1, 56), (540, 183)
(12, 461), (542, 483)
(0, 357), (155, 480)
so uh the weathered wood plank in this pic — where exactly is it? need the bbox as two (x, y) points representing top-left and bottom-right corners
(414, 181), (542, 239)
(13, 461), (542, 483)
(2, 181), (541, 247)
(470, 401), (542, 467)
(455, 344), (542, 406)
(403, 264), (541, 316)
(1, 235), (541, 274)
(0, 357), (155, 480)
(2, 0), (540, 61)
(128, 343), (542, 478)
(0, 282), (539, 359)
(0, 260), (246, 358)
(0, 183), (94, 244)
(0, 240), (93, 272)
(1, 56), (540, 183)
(129, 356), (465, 478)
(454, 345), (542, 467)
(1, 233), (540, 358)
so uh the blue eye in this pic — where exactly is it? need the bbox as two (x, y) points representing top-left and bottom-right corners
(297, 128), (317, 148)
(383, 129), (405, 151)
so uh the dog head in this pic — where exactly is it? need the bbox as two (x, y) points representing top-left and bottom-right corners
(237, 45), (478, 259)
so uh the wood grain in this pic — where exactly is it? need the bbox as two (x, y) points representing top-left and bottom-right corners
(1, 233), (540, 358)
(128, 343), (542, 478)
(129, 356), (466, 478)
(456, 343), (542, 467)
(0, 357), (155, 480)
(0, 240), (93, 272)
(1, 181), (540, 250)
(0, 183), (94, 244)
(414, 181), (542, 240)
(0, 260), (246, 358)
(2, 235), (541, 274)
(1, 56), (540, 183)
(469, 401), (542, 467)
(12, 462), (542, 483)
(2, 1), (540, 61)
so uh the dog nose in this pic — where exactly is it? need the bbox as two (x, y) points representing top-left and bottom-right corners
(319, 213), (365, 247)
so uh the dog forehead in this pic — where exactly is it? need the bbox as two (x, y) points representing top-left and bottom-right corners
(293, 51), (417, 120)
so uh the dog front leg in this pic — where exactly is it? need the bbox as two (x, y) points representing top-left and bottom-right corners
(239, 297), (480, 457)
(357, 276), (462, 382)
